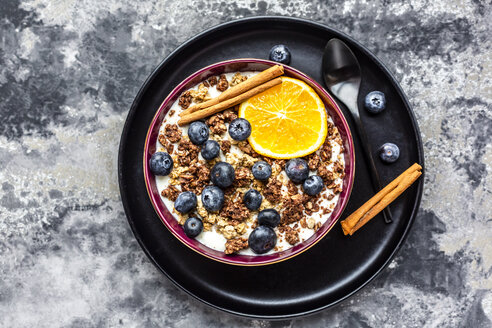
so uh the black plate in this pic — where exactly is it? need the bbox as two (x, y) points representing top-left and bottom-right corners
(118, 17), (424, 319)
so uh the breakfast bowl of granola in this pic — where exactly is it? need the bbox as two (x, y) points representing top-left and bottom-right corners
(143, 59), (355, 266)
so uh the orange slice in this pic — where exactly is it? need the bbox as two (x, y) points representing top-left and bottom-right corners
(238, 76), (327, 159)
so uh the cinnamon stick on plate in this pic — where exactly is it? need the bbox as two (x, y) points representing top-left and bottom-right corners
(341, 163), (422, 236)
(178, 77), (282, 126)
(179, 64), (284, 117)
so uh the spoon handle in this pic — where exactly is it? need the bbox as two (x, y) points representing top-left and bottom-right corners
(346, 100), (393, 224)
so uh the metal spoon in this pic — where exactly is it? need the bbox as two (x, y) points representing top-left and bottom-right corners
(322, 38), (392, 224)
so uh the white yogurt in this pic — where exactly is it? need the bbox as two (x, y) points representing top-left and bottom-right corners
(154, 71), (345, 255)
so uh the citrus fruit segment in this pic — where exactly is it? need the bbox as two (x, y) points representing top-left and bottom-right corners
(238, 76), (327, 159)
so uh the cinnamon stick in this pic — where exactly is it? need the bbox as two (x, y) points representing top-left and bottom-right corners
(341, 163), (422, 235)
(178, 77), (282, 126)
(179, 65), (284, 117)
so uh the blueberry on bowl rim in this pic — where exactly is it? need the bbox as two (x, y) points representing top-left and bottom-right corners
(149, 152), (173, 176)
(183, 217), (203, 238)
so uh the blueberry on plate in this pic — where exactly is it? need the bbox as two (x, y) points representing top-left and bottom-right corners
(257, 209), (280, 227)
(378, 142), (400, 163)
(201, 140), (220, 160)
(228, 118), (251, 141)
(188, 121), (209, 145)
(269, 45), (291, 65)
(364, 91), (386, 114)
(251, 161), (272, 181)
(243, 189), (263, 211)
(183, 217), (203, 238)
(174, 191), (197, 214)
(285, 158), (309, 184)
(210, 162), (235, 188)
(201, 186), (224, 212)
(149, 152), (173, 176)
(303, 175), (324, 196)
(249, 225), (277, 254)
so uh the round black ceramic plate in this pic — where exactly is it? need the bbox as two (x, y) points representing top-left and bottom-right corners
(118, 17), (424, 319)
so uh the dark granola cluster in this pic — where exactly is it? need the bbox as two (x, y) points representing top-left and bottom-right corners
(223, 108), (238, 122)
(216, 74), (229, 92)
(178, 91), (192, 109)
(179, 163), (210, 195)
(176, 138), (200, 166)
(279, 226), (300, 245)
(207, 76), (218, 86)
(164, 124), (182, 143)
(225, 238), (248, 255)
(220, 140), (231, 154)
(158, 134), (174, 154)
(234, 167), (254, 187)
(304, 152), (321, 171)
(263, 178), (282, 203)
(161, 185), (179, 202)
(280, 194), (305, 225)
(206, 113), (227, 135)
(205, 108), (238, 136)
(237, 141), (260, 158)
(220, 192), (250, 223)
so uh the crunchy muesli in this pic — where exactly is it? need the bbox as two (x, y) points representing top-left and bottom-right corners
(280, 226), (300, 245)
(179, 162), (210, 195)
(158, 134), (175, 154)
(216, 74), (229, 92)
(263, 178), (282, 204)
(161, 185), (180, 202)
(223, 108), (238, 123)
(220, 140), (231, 154)
(178, 91), (192, 109)
(155, 71), (346, 255)
(230, 72), (248, 86)
(164, 124), (182, 143)
(207, 76), (218, 86)
(225, 238), (248, 254)
(206, 113), (227, 135)
(234, 167), (254, 187)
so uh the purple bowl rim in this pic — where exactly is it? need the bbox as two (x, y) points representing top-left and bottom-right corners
(143, 58), (355, 266)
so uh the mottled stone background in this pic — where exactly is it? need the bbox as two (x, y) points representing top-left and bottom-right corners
(0, 0), (490, 327)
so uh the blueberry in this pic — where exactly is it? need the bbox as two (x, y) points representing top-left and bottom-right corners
(201, 186), (224, 211)
(269, 45), (291, 65)
(243, 189), (263, 211)
(183, 217), (203, 238)
(285, 158), (309, 184)
(251, 161), (272, 181)
(248, 225), (277, 254)
(378, 143), (400, 163)
(303, 175), (324, 196)
(364, 91), (386, 114)
(228, 118), (251, 141)
(257, 209), (280, 227)
(188, 121), (209, 145)
(201, 140), (220, 160)
(174, 191), (197, 214)
(210, 162), (235, 188)
(149, 152), (173, 176)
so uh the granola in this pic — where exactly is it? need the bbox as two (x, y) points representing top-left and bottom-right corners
(206, 113), (227, 135)
(154, 71), (346, 256)
(189, 83), (211, 103)
(163, 124), (182, 143)
(216, 74), (229, 92)
(225, 238), (248, 254)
